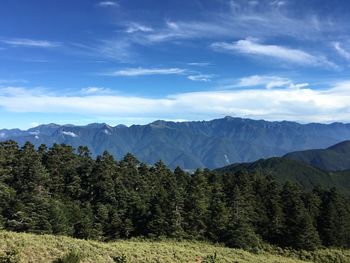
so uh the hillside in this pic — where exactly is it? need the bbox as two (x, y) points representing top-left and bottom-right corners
(284, 141), (350, 171)
(2, 141), (350, 251)
(1, 231), (350, 263)
(2, 117), (350, 169)
(215, 157), (350, 194)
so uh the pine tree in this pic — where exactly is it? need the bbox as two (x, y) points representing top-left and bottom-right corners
(90, 152), (117, 204)
(206, 174), (229, 242)
(48, 200), (71, 235)
(318, 188), (350, 247)
(281, 182), (320, 250)
(224, 186), (259, 249)
(184, 169), (210, 239)
(71, 202), (95, 239)
(260, 175), (284, 244)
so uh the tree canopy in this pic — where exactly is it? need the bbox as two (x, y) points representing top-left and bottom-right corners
(1, 140), (350, 250)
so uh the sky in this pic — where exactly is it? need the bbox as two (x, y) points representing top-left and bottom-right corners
(1, 0), (350, 129)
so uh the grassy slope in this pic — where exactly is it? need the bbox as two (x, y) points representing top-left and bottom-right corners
(1, 231), (350, 263)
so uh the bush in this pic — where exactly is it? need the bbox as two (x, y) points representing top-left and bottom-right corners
(203, 252), (218, 263)
(0, 248), (20, 263)
(54, 251), (82, 263)
(112, 253), (127, 263)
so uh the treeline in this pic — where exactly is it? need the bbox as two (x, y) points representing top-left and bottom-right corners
(0, 141), (350, 251)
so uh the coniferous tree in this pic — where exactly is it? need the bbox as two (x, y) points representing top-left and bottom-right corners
(224, 186), (259, 249)
(318, 188), (350, 247)
(7, 142), (51, 233)
(91, 151), (117, 204)
(260, 175), (284, 244)
(206, 173), (229, 242)
(184, 169), (210, 239)
(48, 200), (71, 235)
(281, 182), (321, 250)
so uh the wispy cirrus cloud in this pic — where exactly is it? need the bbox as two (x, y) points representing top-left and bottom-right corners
(97, 39), (132, 61)
(1, 38), (60, 48)
(211, 39), (337, 68)
(80, 87), (113, 95)
(126, 23), (154, 33)
(105, 67), (186, 77)
(333, 42), (350, 60)
(2, 81), (350, 123)
(69, 39), (133, 62)
(126, 0), (342, 45)
(98, 1), (118, 7)
(237, 75), (309, 89)
(103, 67), (214, 82)
(187, 62), (211, 67)
(0, 79), (28, 85)
(187, 74), (214, 82)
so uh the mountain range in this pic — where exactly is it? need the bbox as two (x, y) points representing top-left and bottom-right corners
(2, 116), (350, 169)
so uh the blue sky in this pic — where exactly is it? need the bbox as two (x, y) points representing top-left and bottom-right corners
(1, 0), (350, 129)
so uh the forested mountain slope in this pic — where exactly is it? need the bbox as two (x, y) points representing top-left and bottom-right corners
(216, 157), (350, 194)
(284, 140), (350, 171)
(1, 140), (350, 251)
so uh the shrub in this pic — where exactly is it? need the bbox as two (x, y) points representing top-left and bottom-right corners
(54, 250), (82, 263)
(203, 252), (218, 263)
(112, 253), (127, 263)
(0, 248), (20, 263)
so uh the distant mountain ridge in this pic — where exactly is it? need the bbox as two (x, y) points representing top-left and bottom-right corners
(2, 117), (350, 169)
(284, 140), (350, 171)
(215, 157), (344, 191)
(215, 141), (350, 194)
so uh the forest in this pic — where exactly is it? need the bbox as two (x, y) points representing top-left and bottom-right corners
(1, 140), (350, 251)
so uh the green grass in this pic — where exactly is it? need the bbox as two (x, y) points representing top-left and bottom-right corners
(0, 231), (349, 263)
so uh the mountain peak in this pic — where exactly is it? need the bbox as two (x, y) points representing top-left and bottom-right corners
(85, 123), (112, 129)
(30, 123), (60, 129)
(150, 120), (170, 127)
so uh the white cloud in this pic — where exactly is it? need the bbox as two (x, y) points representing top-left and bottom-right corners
(126, 23), (153, 33)
(81, 87), (112, 94)
(0, 79), (28, 84)
(187, 74), (214, 82)
(98, 1), (118, 7)
(187, 62), (211, 66)
(1, 38), (60, 48)
(0, 87), (34, 96)
(334, 42), (350, 60)
(106, 67), (186, 77)
(211, 39), (336, 68)
(237, 75), (309, 89)
(62, 131), (78, 137)
(270, 0), (287, 7)
(104, 67), (214, 81)
(1, 82), (350, 123)
(30, 122), (39, 128)
(166, 21), (179, 30)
